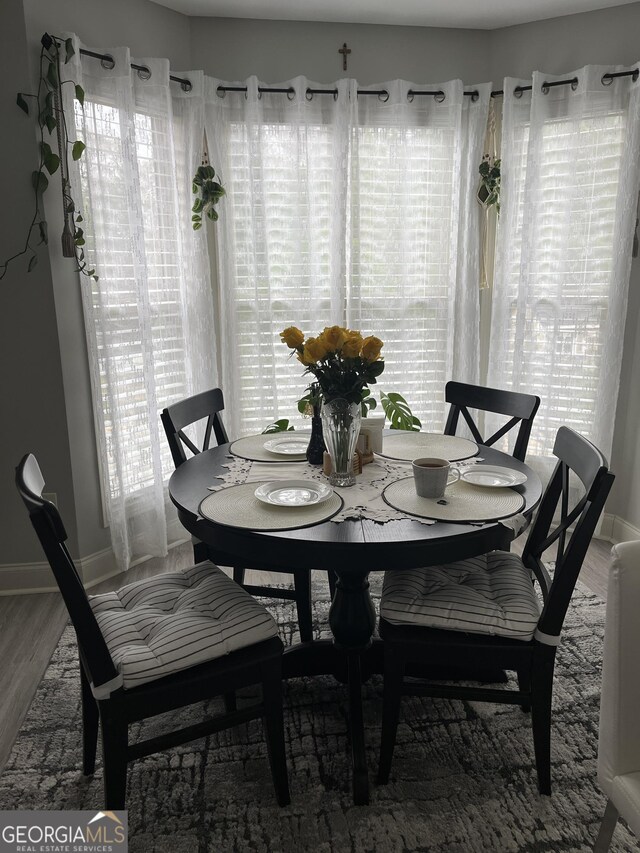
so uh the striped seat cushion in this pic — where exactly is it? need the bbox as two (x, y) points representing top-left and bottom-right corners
(380, 551), (540, 640)
(89, 561), (278, 693)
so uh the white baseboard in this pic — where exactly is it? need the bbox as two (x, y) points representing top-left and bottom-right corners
(0, 548), (123, 596)
(0, 525), (190, 595)
(600, 512), (640, 546)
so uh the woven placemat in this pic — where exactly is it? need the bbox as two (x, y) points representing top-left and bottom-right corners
(377, 432), (478, 463)
(229, 434), (309, 462)
(199, 482), (344, 531)
(382, 477), (525, 523)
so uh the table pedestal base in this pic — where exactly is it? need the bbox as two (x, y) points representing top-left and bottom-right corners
(329, 569), (376, 805)
(281, 569), (507, 806)
(282, 636), (507, 805)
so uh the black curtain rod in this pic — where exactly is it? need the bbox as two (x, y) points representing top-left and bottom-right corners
(76, 45), (639, 100)
(217, 69), (638, 101)
(79, 48), (193, 91)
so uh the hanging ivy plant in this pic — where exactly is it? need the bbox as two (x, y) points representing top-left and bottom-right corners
(1, 33), (96, 281)
(478, 155), (501, 214)
(191, 165), (225, 229)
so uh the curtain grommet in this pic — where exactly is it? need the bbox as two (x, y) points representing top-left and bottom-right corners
(601, 73), (614, 86)
(435, 90), (446, 103)
(541, 81), (550, 95)
(333, 88), (338, 101)
(514, 85), (524, 98)
(378, 90), (390, 102)
(570, 77), (579, 91)
(181, 81), (192, 93)
(101, 54), (115, 71)
(136, 66), (152, 81)
(305, 88), (313, 101)
(407, 90), (415, 103)
(469, 90), (479, 102)
(633, 69), (640, 82)
(287, 86), (295, 100)
(216, 86), (226, 99)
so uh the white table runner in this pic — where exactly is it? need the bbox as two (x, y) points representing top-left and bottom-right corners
(211, 454), (487, 527)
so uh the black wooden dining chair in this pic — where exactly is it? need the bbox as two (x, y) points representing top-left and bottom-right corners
(377, 426), (614, 794)
(444, 381), (541, 461)
(161, 388), (314, 642)
(16, 453), (290, 810)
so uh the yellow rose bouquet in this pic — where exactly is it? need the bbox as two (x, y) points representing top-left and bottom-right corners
(280, 325), (385, 405)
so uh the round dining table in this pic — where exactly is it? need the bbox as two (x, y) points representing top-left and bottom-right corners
(169, 442), (542, 805)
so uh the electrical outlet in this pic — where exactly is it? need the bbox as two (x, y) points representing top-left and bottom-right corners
(43, 492), (58, 507)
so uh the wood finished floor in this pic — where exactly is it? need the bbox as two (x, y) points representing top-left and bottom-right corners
(0, 535), (615, 777)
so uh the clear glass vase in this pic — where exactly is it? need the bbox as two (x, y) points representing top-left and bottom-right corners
(321, 398), (361, 487)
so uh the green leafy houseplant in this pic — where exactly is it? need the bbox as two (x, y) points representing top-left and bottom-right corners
(298, 386), (420, 430)
(478, 155), (501, 213)
(1, 33), (94, 281)
(380, 391), (422, 431)
(191, 164), (225, 229)
(262, 418), (295, 434)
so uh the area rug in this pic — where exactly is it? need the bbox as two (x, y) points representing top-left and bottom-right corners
(0, 573), (636, 853)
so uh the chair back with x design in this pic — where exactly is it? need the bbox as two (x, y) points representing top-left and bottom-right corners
(444, 381), (541, 461)
(161, 388), (230, 469)
(16, 453), (119, 696)
(522, 426), (614, 646)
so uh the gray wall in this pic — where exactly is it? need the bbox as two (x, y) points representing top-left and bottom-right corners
(189, 18), (490, 84)
(489, 2), (640, 80)
(0, 0), (80, 563)
(2, 0), (639, 570)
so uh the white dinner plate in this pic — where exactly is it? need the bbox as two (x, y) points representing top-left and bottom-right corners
(263, 436), (309, 457)
(460, 465), (527, 488)
(254, 480), (333, 507)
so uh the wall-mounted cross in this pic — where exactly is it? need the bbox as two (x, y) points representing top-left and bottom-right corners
(338, 42), (351, 71)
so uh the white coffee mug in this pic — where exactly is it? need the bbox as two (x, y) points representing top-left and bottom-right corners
(412, 457), (460, 499)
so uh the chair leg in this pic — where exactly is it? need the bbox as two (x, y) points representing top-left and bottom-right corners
(517, 668), (531, 713)
(261, 658), (290, 807)
(233, 566), (246, 586)
(193, 539), (209, 564)
(377, 643), (406, 785)
(80, 663), (99, 775)
(328, 570), (337, 601)
(531, 654), (555, 795)
(593, 799), (619, 852)
(100, 710), (128, 810)
(293, 568), (313, 643)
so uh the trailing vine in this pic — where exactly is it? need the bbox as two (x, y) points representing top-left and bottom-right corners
(1, 33), (96, 281)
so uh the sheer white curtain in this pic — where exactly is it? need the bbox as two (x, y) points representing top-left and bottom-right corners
(206, 77), (489, 435)
(349, 80), (491, 429)
(65, 39), (217, 569)
(205, 76), (351, 438)
(489, 66), (640, 478)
